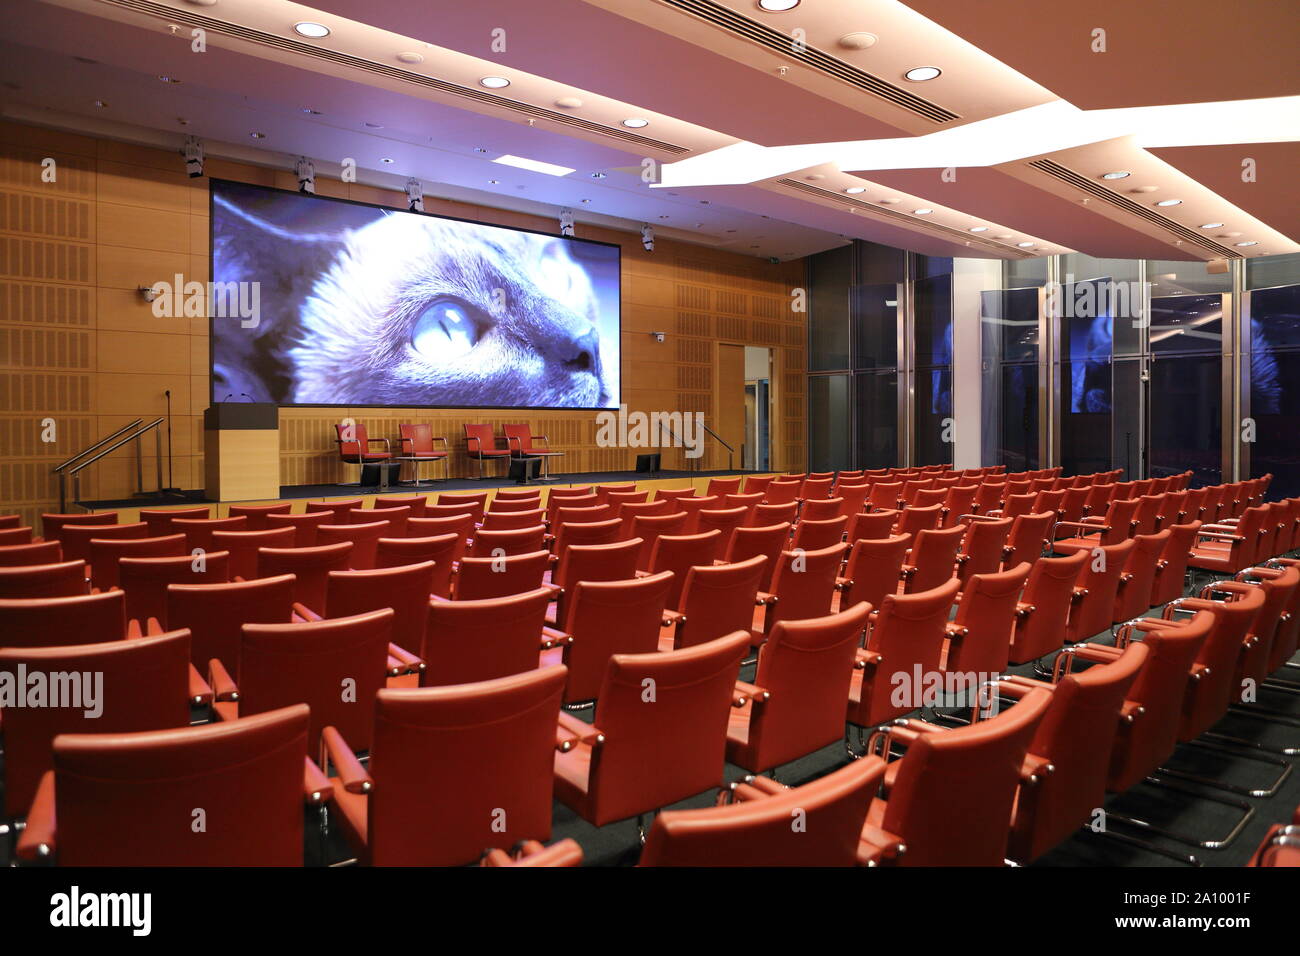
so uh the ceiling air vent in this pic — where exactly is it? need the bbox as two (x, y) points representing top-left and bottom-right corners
(1029, 159), (1241, 258)
(657, 0), (959, 124)
(777, 178), (1035, 256)
(98, 0), (691, 154)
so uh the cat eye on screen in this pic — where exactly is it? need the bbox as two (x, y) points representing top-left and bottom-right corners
(412, 298), (482, 360)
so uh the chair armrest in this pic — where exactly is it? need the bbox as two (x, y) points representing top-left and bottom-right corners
(834, 576), (853, 592)
(365, 437), (391, 453)
(755, 590), (777, 605)
(188, 664), (213, 706)
(557, 711), (604, 747)
(208, 657), (239, 702)
(734, 775), (786, 800)
(662, 608), (684, 627)
(858, 825), (906, 866)
(16, 771), (57, 861)
(541, 625), (572, 650)
(292, 602), (323, 622)
(304, 757), (333, 805)
(733, 680), (769, 707)
(387, 642), (424, 675)
(322, 726), (372, 794)
(854, 647), (883, 668)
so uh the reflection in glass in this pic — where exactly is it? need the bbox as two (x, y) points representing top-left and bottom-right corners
(1247, 280), (1300, 498)
(1150, 355), (1220, 487)
(808, 374), (851, 472)
(855, 371), (898, 469)
(809, 246), (851, 371)
(981, 287), (1039, 470)
(1150, 294), (1223, 355)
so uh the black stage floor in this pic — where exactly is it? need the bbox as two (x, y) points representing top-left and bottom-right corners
(81, 469), (759, 509)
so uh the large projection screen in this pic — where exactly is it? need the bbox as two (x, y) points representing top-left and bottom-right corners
(209, 179), (621, 409)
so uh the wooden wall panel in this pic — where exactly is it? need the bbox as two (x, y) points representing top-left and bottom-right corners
(0, 118), (807, 525)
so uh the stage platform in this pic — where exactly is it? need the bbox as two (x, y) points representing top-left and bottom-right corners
(78, 469), (771, 518)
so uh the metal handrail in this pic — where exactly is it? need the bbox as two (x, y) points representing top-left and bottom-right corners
(52, 418), (143, 473)
(700, 423), (734, 471)
(58, 418), (164, 511)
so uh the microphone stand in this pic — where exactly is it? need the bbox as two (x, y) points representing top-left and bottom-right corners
(160, 388), (184, 498)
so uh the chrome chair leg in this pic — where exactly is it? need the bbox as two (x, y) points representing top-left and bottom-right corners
(1107, 774), (1255, 850)
(1082, 823), (1203, 866)
(1154, 739), (1292, 797)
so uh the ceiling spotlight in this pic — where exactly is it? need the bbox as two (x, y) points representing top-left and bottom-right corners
(913, 208), (933, 215)
(293, 22), (331, 39)
(622, 118), (650, 128)
(93, 99), (108, 108)
(904, 67), (941, 82)
(479, 76), (510, 89)
(300, 107), (322, 115)
(1017, 242), (1035, 248)
(488, 179), (499, 184)
(1155, 199), (1182, 207)
(844, 186), (867, 194)
(1199, 222), (1224, 229)
(590, 172), (607, 179)
(969, 226), (988, 232)
(249, 132), (265, 139)
(757, 0), (800, 10)
(380, 157), (394, 164)
(1101, 171), (1130, 180)
(581, 199), (592, 204)
(1235, 241), (1258, 247)
(157, 75), (180, 83)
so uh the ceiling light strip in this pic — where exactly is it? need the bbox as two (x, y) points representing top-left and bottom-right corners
(1028, 159), (1241, 258)
(97, 0), (691, 153)
(657, 0), (960, 123)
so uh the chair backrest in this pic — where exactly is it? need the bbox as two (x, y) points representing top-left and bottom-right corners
(375, 533), (458, 597)
(439, 491), (490, 510)
(88, 533), (187, 590)
(957, 517), (1013, 587)
(119, 552), (231, 624)
(1177, 584), (1263, 740)
(868, 482), (904, 511)
(324, 562), (435, 653)
(744, 475), (774, 495)
(895, 504), (944, 540)
(398, 423), (438, 457)
(742, 602), (872, 770)
(424, 501), (487, 525)
(560, 571), (676, 703)
(553, 504), (615, 529)
(940, 485), (980, 527)
(226, 503), (295, 530)
(1058, 487), (1091, 524)
(494, 488), (541, 504)
(0, 630), (192, 817)
(725, 522), (791, 592)
(171, 516), (248, 552)
(0, 560), (88, 599)
(645, 529), (718, 608)
(840, 534), (910, 612)
(883, 688), (1052, 866)
(482, 507), (546, 530)
(265, 511), (332, 547)
(407, 514), (474, 564)
(631, 512), (690, 569)
(60, 521), (148, 564)
(847, 509), (899, 542)
(140, 506), (211, 536)
(724, 491), (767, 522)
(469, 524), (547, 558)
(42, 510), (117, 542)
(834, 484), (870, 519)
(1096, 497), (1141, 545)
(489, 494), (543, 513)
(0, 540), (63, 567)
(1008, 550), (1090, 665)
(502, 423), (535, 449)
(654, 486), (697, 504)
(0, 589), (126, 649)
(582, 631), (749, 825)
(46, 704), (309, 866)
(256, 542), (353, 613)
(640, 754), (886, 867)
(335, 422), (372, 459)
(316, 520), (391, 570)
(239, 608), (393, 752)
(211, 527), (297, 580)
(363, 669), (565, 866)
(422, 587), (552, 687)
(791, 515), (847, 552)
(1113, 530), (1170, 622)
(594, 482), (638, 502)
(616, 499), (672, 537)
(766, 542), (847, 631)
(455, 550), (551, 601)
(1133, 494), (1165, 535)
(674, 495), (721, 533)
(946, 563), (1032, 675)
(705, 477), (743, 499)
(1010, 642), (1148, 862)
(464, 423), (499, 454)
(374, 494), (428, 518)
(1000, 493), (1038, 520)
(800, 477), (835, 500)
(348, 505), (411, 537)
(672, 555), (767, 650)
(763, 481), (801, 505)
(553, 518), (626, 566)
(697, 506), (750, 543)
(904, 524), (966, 593)
(1003, 511), (1054, 568)
(605, 489), (650, 509)
(306, 498), (365, 522)
(753, 501), (799, 526)
(166, 574), (296, 673)
(912, 488), (949, 510)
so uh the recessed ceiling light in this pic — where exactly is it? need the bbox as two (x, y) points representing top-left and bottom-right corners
(492, 154), (574, 176)
(904, 67), (941, 82)
(581, 199), (592, 204)
(757, 0), (800, 10)
(1236, 241), (1258, 247)
(1101, 171), (1130, 180)
(622, 118), (649, 128)
(969, 226), (988, 232)
(1199, 222), (1224, 229)
(1219, 231), (1242, 238)
(249, 132), (265, 139)
(293, 22), (330, 39)
(380, 158), (394, 164)
(1017, 242), (1035, 248)
(844, 186), (866, 194)
(913, 208), (933, 215)
(479, 76), (510, 89)
(1155, 199), (1182, 207)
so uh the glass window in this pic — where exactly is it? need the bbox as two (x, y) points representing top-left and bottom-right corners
(854, 370), (898, 469)
(1245, 254), (1300, 498)
(981, 286), (1039, 470)
(809, 246), (851, 371)
(808, 374), (851, 472)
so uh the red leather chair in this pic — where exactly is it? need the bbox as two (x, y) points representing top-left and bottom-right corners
(422, 587), (551, 687)
(846, 578), (961, 731)
(1112, 530), (1170, 624)
(654, 486), (698, 505)
(468, 524), (547, 558)
(334, 422), (390, 476)
(0, 590), (126, 648)
(408, 514), (474, 567)
(548, 538), (642, 624)
(60, 521), (148, 565)
(698, 506), (753, 544)
(306, 498), (366, 522)
(314, 562), (436, 671)
(0, 630), (195, 818)
(664, 555), (766, 651)
(943, 563), (1032, 678)
(1064, 539), (1136, 644)
(640, 755), (886, 867)
(553, 504), (615, 529)
(375, 494), (429, 517)
(1150, 521), (1202, 607)
(17, 704), (316, 866)
(674, 495), (721, 533)
(257, 542), (353, 613)
(1000, 511), (1054, 569)
(1004, 643), (1148, 863)
(139, 506), (211, 536)
(171, 516), (248, 552)
(724, 523), (791, 592)
(397, 423), (450, 484)
(798, 497), (843, 522)
(483, 839), (585, 867)
(119, 551), (231, 624)
(837, 534), (910, 613)
(554, 631), (750, 826)
(631, 512), (689, 570)
(759, 542), (847, 639)
(316, 520), (391, 570)
(754, 501), (800, 526)
(901, 524), (966, 594)
(856, 688), (1053, 866)
(791, 515), (847, 552)
(88, 533), (186, 590)
(594, 482), (638, 503)
(503, 423), (563, 480)
(894, 504), (943, 540)
(1054, 497), (1140, 552)
(744, 475), (775, 496)
(454, 550), (550, 601)
(764, 480), (803, 506)
(606, 489), (651, 511)
(0, 540), (63, 567)
(211, 527), (296, 580)
(166, 574), (297, 673)
(212, 608), (394, 754)
(227, 502), (293, 529)
(265, 510), (333, 547)
(481, 508), (546, 530)
(41, 510), (117, 543)
(0, 526), (33, 547)
(325, 668), (566, 866)
(848, 509), (900, 541)
(940, 484), (979, 528)
(348, 505), (411, 538)
(724, 491), (768, 523)
(494, 487), (544, 503)
(648, 530), (721, 609)
(552, 518), (623, 564)
(0, 559), (88, 599)
(425, 500), (487, 525)
(1007, 550), (1089, 665)
(616, 499), (672, 537)
(541, 571), (675, 704)
(728, 602), (871, 773)
(376, 534), (458, 597)
(955, 516), (1013, 588)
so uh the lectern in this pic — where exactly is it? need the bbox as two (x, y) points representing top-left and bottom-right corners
(204, 404), (279, 502)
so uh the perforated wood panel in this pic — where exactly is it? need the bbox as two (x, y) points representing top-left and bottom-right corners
(0, 118), (806, 523)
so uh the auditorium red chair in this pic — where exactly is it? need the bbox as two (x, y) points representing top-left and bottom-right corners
(552, 504), (615, 529)
(0, 540), (63, 567)
(856, 688), (1052, 866)
(481, 507), (546, 530)
(1112, 530), (1170, 624)
(257, 542), (353, 613)
(468, 524), (547, 558)
(306, 498), (366, 522)
(606, 489), (650, 511)
(553, 517), (623, 563)
(1007, 550), (1090, 665)
(640, 755), (886, 867)
(375, 534), (457, 596)
(727, 602), (870, 773)
(655, 486), (698, 505)
(1054, 496), (1140, 552)
(396, 424), (450, 485)
(407, 514), (474, 566)
(166, 574), (297, 673)
(140, 506), (211, 536)
(421, 587), (551, 687)
(0, 526), (33, 547)
(901, 524), (965, 594)
(648, 530), (721, 608)
(307, 562), (435, 676)
(547, 538), (641, 623)
(837, 534), (910, 613)
(494, 487), (543, 503)
(266, 510), (334, 547)
(705, 477), (743, 499)
(0, 590), (126, 648)
(758, 542), (846, 639)
(171, 516), (249, 552)
(424, 500), (487, 525)
(744, 475), (775, 496)
(1064, 539), (1135, 644)
(724, 491), (767, 522)
(41, 510), (117, 543)
(325, 668), (566, 866)
(334, 423), (391, 478)
(119, 551), (231, 624)
(347, 505), (410, 537)
(762, 481), (802, 506)
(553, 631), (749, 826)
(894, 504), (943, 540)
(88, 533), (186, 590)
(724, 522), (791, 592)
(211, 527), (296, 580)
(754, 501), (799, 526)
(60, 521), (148, 565)
(227, 502), (293, 529)
(848, 509), (900, 541)
(663, 555), (767, 651)
(941, 484), (979, 528)
(791, 514), (847, 552)
(1149, 521), (1202, 607)
(1000, 511), (1054, 569)
(482, 839), (585, 867)
(453, 550), (550, 601)
(674, 495), (721, 533)
(316, 520), (391, 570)
(17, 704), (317, 866)
(943, 563), (1032, 678)
(0, 559), (88, 598)
(631, 512), (689, 569)
(955, 516), (1013, 588)
(540, 571), (675, 704)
